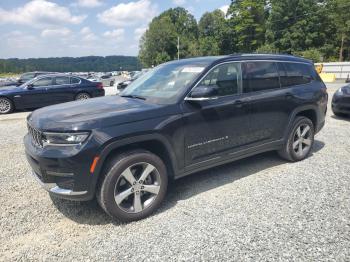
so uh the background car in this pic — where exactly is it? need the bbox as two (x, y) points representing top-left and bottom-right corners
(99, 73), (115, 87)
(117, 71), (144, 91)
(332, 84), (350, 116)
(0, 71), (56, 87)
(0, 74), (104, 114)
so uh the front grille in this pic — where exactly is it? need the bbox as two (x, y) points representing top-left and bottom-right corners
(27, 123), (43, 148)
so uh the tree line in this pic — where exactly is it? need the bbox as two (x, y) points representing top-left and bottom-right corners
(139, 0), (350, 67)
(0, 56), (140, 74)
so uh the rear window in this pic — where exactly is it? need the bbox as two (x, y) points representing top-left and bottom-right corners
(278, 62), (314, 87)
(242, 61), (280, 93)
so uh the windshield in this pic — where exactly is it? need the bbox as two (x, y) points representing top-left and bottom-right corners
(121, 62), (206, 104)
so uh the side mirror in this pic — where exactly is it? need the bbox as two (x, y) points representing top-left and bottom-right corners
(26, 84), (34, 90)
(186, 86), (217, 101)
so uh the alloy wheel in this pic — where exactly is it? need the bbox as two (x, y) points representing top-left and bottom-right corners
(0, 98), (11, 114)
(76, 93), (90, 100)
(114, 162), (161, 214)
(292, 124), (312, 157)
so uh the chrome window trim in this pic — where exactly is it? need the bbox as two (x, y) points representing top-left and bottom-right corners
(184, 59), (314, 101)
(70, 77), (82, 85)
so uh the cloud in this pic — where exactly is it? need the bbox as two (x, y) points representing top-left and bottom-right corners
(173, 0), (186, 5)
(79, 26), (98, 41)
(75, 0), (103, 8)
(134, 27), (147, 41)
(0, 0), (86, 28)
(41, 28), (72, 37)
(103, 29), (125, 40)
(97, 0), (157, 27)
(219, 5), (229, 15)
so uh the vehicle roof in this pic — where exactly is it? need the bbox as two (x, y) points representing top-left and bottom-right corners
(35, 73), (81, 78)
(23, 71), (55, 74)
(165, 54), (312, 67)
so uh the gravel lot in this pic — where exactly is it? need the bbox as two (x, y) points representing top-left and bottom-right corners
(0, 84), (349, 261)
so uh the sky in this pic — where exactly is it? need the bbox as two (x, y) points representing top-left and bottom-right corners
(0, 0), (230, 59)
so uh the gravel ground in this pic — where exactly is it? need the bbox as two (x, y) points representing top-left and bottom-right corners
(0, 84), (349, 261)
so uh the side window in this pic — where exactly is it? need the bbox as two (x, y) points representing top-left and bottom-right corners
(278, 62), (314, 87)
(32, 77), (52, 87)
(242, 62), (280, 93)
(55, 76), (70, 85)
(198, 63), (240, 97)
(71, 77), (80, 84)
(20, 73), (35, 82)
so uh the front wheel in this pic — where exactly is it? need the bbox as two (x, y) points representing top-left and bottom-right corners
(97, 150), (168, 222)
(0, 97), (14, 114)
(278, 116), (315, 162)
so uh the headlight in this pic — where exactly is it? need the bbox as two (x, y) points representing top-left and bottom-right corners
(336, 87), (344, 96)
(42, 132), (90, 146)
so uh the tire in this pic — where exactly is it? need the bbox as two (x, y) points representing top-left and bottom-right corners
(278, 116), (315, 162)
(0, 97), (14, 114)
(97, 150), (168, 222)
(75, 92), (91, 100)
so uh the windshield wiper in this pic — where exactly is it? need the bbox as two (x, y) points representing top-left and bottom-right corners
(120, 95), (146, 100)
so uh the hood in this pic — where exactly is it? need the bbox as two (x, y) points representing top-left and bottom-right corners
(28, 95), (177, 131)
(0, 85), (22, 93)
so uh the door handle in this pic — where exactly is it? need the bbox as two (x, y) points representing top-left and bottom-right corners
(285, 93), (293, 99)
(233, 100), (244, 108)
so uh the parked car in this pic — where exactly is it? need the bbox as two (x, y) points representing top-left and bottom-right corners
(100, 73), (115, 87)
(0, 71), (56, 87)
(332, 84), (350, 116)
(117, 71), (144, 91)
(0, 74), (104, 114)
(24, 54), (327, 222)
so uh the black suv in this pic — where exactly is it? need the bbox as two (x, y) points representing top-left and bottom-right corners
(24, 54), (328, 222)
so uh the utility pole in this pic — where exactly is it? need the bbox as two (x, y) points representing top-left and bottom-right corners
(177, 36), (180, 60)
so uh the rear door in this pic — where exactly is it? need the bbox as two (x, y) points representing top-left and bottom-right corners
(49, 76), (76, 104)
(241, 61), (295, 144)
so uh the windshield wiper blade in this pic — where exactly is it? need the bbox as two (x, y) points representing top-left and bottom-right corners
(120, 95), (146, 100)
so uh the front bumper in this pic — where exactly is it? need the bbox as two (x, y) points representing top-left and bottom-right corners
(332, 95), (350, 114)
(24, 134), (99, 201)
(31, 171), (87, 196)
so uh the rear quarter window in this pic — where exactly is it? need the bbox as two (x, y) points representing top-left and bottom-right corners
(71, 77), (81, 84)
(278, 62), (314, 87)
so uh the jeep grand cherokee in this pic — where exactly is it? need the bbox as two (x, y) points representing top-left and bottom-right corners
(24, 54), (328, 222)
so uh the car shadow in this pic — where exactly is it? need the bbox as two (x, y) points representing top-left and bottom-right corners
(51, 140), (325, 226)
(331, 114), (350, 122)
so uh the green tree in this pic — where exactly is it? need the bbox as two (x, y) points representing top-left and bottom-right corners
(265, 0), (334, 57)
(328, 0), (350, 61)
(139, 7), (199, 67)
(227, 0), (266, 52)
(198, 10), (234, 56)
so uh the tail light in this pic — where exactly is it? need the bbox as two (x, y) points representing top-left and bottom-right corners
(96, 82), (104, 89)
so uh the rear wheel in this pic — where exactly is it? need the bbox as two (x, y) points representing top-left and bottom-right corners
(97, 150), (168, 222)
(278, 116), (314, 162)
(75, 92), (91, 100)
(0, 97), (14, 114)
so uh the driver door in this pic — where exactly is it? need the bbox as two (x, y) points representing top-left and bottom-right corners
(182, 62), (252, 168)
(21, 77), (53, 108)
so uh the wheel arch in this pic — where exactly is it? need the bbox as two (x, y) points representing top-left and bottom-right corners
(284, 105), (319, 140)
(92, 134), (178, 188)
